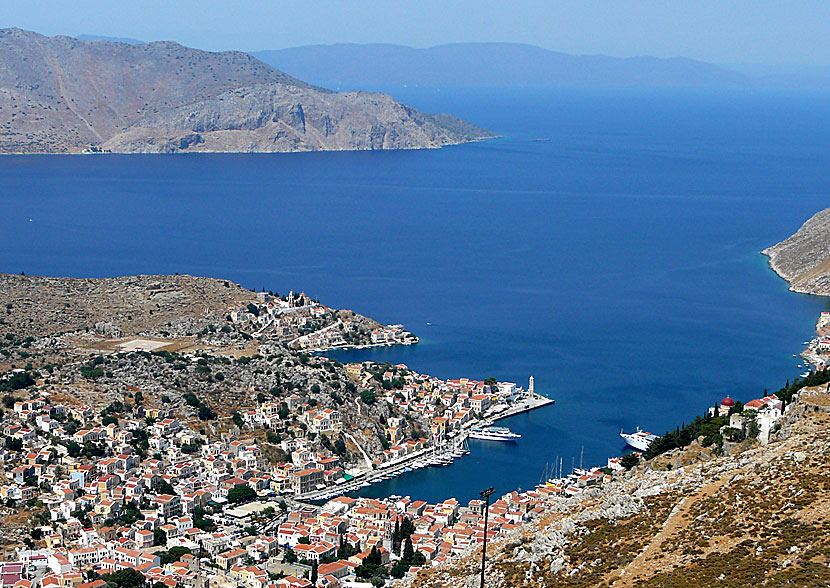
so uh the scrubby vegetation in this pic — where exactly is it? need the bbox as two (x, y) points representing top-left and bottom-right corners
(644, 413), (731, 460)
(774, 369), (830, 403)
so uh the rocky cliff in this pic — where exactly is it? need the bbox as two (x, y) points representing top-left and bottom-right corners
(0, 28), (493, 154)
(763, 208), (830, 295)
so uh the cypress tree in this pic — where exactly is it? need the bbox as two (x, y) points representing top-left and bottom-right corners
(367, 546), (381, 568)
(403, 535), (414, 564)
(393, 519), (401, 554)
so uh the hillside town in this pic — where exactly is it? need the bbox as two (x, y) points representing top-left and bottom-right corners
(0, 277), (554, 588)
(226, 292), (417, 351)
(0, 352), (546, 588)
(0, 334), (791, 588)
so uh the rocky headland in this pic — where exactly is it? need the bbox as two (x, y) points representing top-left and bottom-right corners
(0, 28), (494, 154)
(763, 208), (830, 295)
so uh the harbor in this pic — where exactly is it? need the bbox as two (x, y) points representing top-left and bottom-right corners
(294, 389), (555, 503)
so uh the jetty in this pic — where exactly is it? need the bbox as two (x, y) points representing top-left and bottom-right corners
(485, 390), (555, 424)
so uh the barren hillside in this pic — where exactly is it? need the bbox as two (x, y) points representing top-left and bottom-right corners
(0, 28), (493, 154)
(0, 273), (252, 337)
(763, 208), (830, 295)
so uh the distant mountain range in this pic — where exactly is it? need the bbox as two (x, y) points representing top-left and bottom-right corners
(253, 42), (830, 89)
(76, 34), (145, 45)
(0, 29), (492, 154)
(253, 43), (747, 88)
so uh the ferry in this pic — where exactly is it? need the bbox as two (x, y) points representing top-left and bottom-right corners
(620, 427), (658, 452)
(469, 426), (522, 441)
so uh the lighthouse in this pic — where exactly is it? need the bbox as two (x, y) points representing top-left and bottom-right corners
(529, 375), (535, 395)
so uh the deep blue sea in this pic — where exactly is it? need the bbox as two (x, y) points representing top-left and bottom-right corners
(2, 86), (829, 502)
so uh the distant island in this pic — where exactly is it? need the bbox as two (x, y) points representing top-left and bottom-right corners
(0, 29), (494, 154)
(253, 42), (749, 89)
(253, 42), (830, 91)
(763, 208), (830, 296)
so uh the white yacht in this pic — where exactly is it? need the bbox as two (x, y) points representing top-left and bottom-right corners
(620, 427), (658, 451)
(469, 426), (521, 441)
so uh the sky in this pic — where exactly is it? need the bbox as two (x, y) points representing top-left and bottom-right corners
(2, 0), (830, 67)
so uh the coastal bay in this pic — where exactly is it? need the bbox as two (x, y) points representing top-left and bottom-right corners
(2, 86), (830, 503)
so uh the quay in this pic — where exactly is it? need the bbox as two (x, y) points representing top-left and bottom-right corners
(485, 390), (555, 424)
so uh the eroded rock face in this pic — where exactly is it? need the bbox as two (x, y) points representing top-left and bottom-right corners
(763, 208), (830, 295)
(101, 85), (489, 153)
(0, 28), (494, 154)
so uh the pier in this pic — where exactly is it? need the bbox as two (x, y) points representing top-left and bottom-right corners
(485, 391), (555, 424)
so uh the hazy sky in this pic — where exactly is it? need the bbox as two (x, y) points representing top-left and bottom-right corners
(3, 0), (830, 66)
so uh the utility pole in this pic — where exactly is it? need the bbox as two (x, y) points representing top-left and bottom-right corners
(480, 486), (495, 588)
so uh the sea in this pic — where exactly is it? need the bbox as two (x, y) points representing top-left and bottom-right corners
(1, 86), (829, 503)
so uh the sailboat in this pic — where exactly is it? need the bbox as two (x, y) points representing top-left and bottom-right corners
(451, 436), (471, 457)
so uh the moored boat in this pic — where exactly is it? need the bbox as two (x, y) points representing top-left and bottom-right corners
(469, 426), (521, 441)
(620, 427), (658, 451)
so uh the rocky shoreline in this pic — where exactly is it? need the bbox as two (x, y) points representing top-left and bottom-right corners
(762, 207), (830, 296)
